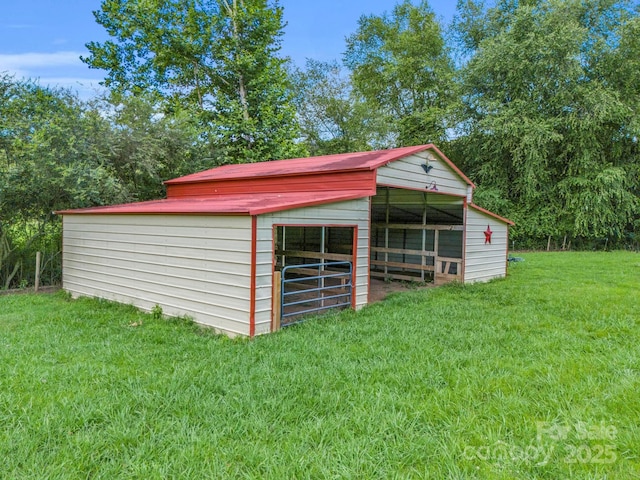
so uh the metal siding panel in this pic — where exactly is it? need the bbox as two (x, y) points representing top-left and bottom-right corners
(377, 153), (468, 196)
(64, 223), (252, 242)
(167, 171), (375, 198)
(63, 240), (252, 272)
(64, 231), (252, 253)
(63, 213), (249, 229)
(62, 214), (252, 336)
(464, 208), (508, 283)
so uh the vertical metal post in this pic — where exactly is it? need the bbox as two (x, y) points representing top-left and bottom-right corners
(434, 229), (440, 285)
(384, 187), (389, 277)
(320, 226), (326, 307)
(282, 226), (286, 268)
(421, 194), (427, 281)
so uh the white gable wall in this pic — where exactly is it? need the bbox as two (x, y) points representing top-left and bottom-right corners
(464, 207), (509, 283)
(255, 198), (370, 335)
(376, 151), (468, 196)
(62, 214), (253, 336)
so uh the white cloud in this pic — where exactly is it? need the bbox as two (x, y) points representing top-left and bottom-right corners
(20, 76), (106, 99)
(3, 24), (33, 29)
(0, 51), (85, 70)
(0, 51), (106, 99)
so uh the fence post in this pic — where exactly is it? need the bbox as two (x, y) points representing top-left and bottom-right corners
(272, 270), (281, 332)
(35, 251), (41, 292)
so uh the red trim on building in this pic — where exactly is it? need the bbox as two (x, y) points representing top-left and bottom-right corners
(366, 197), (372, 305)
(249, 216), (257, 338)
(351, 225), (358, 310)
(167, 171), (376, 198)
(462, 198), (468, 283)
(469, 203), (514, 225)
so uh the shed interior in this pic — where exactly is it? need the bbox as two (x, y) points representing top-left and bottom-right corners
(274, 225), (355, 325)
(370, 187), (464, 284)
(271, 187), (468, 328)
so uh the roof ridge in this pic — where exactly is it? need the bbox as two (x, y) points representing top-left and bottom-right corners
(164, 144), (434, 185)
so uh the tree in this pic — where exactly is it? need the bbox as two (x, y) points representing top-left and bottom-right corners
(83, 0), (305, 164)
(344, 0), (455, 146)
(290, 60), (385, 155)
(0, 76), (127, 288)
(0, 75), (208, 288)
(453, 0), (639, 243)
(0, 76), (127, 222)
(91, 93), (207, 201)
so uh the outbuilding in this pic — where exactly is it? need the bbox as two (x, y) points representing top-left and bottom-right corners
(59, 144), (513, 336)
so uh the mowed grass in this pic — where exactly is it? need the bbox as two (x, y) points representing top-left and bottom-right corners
(1, 252), (639, 479)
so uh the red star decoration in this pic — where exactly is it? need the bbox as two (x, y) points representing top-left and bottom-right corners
(484, 225), (493, 244)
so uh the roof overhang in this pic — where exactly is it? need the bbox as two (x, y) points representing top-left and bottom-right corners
(469, 203), (515, 225)
(56, 190), (372, 216)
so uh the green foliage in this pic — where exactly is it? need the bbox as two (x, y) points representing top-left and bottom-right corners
(151, 303), (163, 320)
(344, 0), (455, 146)
(452, 0), (640, 242)
(0, 76), (206, 288)
(0, 75), (127, 221)
(290, 60), (385, 155)
(0, 252), (638, 477)
(91, 93), (206, 201)
(84, 0), (305, 164)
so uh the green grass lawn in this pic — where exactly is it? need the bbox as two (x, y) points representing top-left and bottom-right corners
(1, 252), (639, 479)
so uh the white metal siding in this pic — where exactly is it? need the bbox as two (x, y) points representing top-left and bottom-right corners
(464, 208), (509, 283)
(255, 198), (371, 335)
(377, 151), (468, 196)
(62, 214), (253, 336)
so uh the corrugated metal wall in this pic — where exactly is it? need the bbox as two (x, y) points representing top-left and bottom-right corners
(255, 198), (370, 335)
(464, 207), (509, 283)
(62, 214), (253, 336)
(376, 152), (468, 196)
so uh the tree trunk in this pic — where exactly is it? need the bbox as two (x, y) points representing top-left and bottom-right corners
(224, 0), (251, 124)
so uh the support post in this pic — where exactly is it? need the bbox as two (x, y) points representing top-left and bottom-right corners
(421, 193), (427, 281)
(384, 187), (390, 277)
(320, 227), (326, 307)
(434, 230), (440, 285)
(272, 270), (281, 332)
(35, 251), (41, 292)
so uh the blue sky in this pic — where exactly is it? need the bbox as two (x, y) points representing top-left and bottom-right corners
(0, 0), (457, 98)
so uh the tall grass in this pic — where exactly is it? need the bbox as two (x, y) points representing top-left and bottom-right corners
(0, 252), (638, 478)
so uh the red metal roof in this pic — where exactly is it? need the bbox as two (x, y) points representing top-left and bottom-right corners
(58, 144), (482, 217)
(56, 190), (371, 216)
(165, 144), (475, 188)
(469, 203), (515, 225)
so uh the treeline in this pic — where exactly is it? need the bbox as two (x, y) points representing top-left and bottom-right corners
(1, 0), (639, 288)
(0, 78), (210, 288)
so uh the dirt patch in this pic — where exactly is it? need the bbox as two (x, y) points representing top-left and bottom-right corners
(368, 278), (434, 303)
(0, 285), (61, 296)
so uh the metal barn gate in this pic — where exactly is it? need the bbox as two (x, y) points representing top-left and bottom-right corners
(274, 261), (353, 328)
